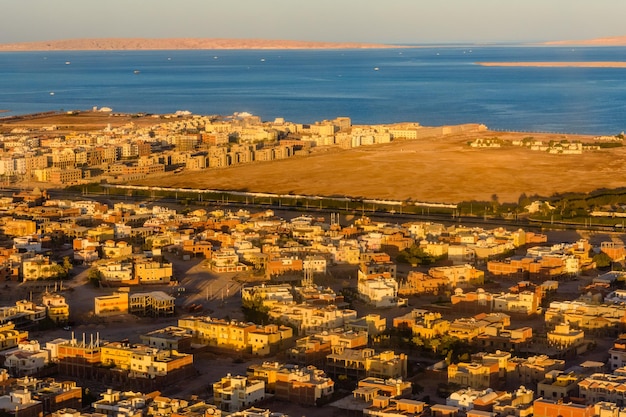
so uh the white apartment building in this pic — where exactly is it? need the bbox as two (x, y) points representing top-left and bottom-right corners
(213, 374), (265, 413)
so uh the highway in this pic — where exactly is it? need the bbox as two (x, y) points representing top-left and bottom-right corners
(0, 185), (619, 234)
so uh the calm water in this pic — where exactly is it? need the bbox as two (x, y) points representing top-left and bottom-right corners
(1, 47), (626, 134)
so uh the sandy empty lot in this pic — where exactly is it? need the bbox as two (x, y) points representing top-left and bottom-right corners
(139, 130), (622, 204)
(3, 111), (622, 204)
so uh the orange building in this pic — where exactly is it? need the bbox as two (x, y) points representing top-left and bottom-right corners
(533, 399), (593, 417)
(488, 257), (565, 280)
(399, 271), (446, 295)
(601, 242), (626, 261)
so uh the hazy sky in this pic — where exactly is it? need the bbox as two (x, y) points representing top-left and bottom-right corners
(3, 0), (626, 44)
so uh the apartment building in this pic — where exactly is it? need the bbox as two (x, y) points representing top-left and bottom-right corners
(0, 322), (28, 351)
(129, 347), (193, 379)
(326, 347), (407, 380)
(246, 324), (293, 356)
(133, 258), (172, 285)
(579, 373), (626, 406)
(22, 255), (63, 281)
(178, 317), (256, 351)
(357, 270), (403, 308)
(139, 326), (192, 352)
(399, 271), (447, 296)
(363, 397), (426, 417)
(213, 375), (265, 413)
(448, 361), (500, 390)
(241, 284), (294, 309)
(94, 292), (129, 316)
(537, 371), (580, 400)
(178, 316), (290, 355)
(508, 355), (565, 386)
(429, 264), (484, 288)
(41, 293), (69, 324)
(267, 303), (357, 335)
(247, 362), (333, 406)
(92, 389), (150, 417)
(547, 323), (585, 348)
(2, 340), (50, 376)
(129, 291), (175, 317)
(533, 398), (593, 417)
(358, 377), (412, 398)
(101, 240), (132, 259)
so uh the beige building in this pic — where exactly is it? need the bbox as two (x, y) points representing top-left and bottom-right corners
(101, 241), (132, 259)
(326, 347), (407, 380)
(448, 361), (500, 390)
(547, 323), (585, 348)
(267, 303), (358, 335)
(129, 291), (175, 317)
(213, 375), (266, 413)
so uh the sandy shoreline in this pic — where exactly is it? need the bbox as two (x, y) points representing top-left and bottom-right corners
(0, 37), (409, 51)
(478, 61), (626, 68)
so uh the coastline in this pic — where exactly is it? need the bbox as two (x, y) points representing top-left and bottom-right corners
(478, 61), (626, 68)
(0, 37), (411, 52)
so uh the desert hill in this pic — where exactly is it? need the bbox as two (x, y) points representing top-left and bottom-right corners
(544, 35), (626, 46)
(0, 38), (402, 52)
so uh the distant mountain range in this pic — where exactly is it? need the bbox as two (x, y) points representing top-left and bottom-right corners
(1, 36), (624, 52)
(0, 38), (403, 51)
(544, 35), (626, 46)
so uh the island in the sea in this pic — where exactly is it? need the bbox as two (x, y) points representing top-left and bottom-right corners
(477, 61), (626, 68)
(0, 37), (407, 51)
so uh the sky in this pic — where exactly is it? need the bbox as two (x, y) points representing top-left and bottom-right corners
(3, 0), (626, 45)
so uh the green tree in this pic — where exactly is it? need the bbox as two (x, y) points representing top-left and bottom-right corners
(87, 268), (103, 287)
(63, 256), (73, 273)
(593, 252), (613, 269)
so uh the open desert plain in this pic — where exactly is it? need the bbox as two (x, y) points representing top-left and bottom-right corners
(139, 129), (622, 204)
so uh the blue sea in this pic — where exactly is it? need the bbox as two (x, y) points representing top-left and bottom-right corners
(1, 46), (626, 135)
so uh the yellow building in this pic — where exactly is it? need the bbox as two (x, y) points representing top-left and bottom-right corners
(177, 316), (291, 355)
(101, 240), (133, 259)
(0, 219), (37, 237)
(22, 255), (62, 281)
(448, 361), (499, 390)
(101, 342), (193, 378)
(247, 324), (293, 356)
(178, 317), (256, 351)
(411, 315), (451, 339)
(326, 347), (407, 380)
(48, 167), (82, 184)
(134, 258), (172, 284)
(129, 347), (193, 379)
(101, 341), (134, 369)
(547, 323), (585, 348)
(0, 322), (28, 351)
(94, 292), (129, 316)
(42, 292), (69, 323)
(87, 225), (115, 242)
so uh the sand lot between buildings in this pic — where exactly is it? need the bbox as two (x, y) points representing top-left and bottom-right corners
(3, 111), (624, 204)
(139, 130), (624, 204)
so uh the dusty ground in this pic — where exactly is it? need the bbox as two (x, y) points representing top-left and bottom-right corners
(3, 111), (623, 204)
(140, 129), (621, 204)
(0, 111), (161, 133)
